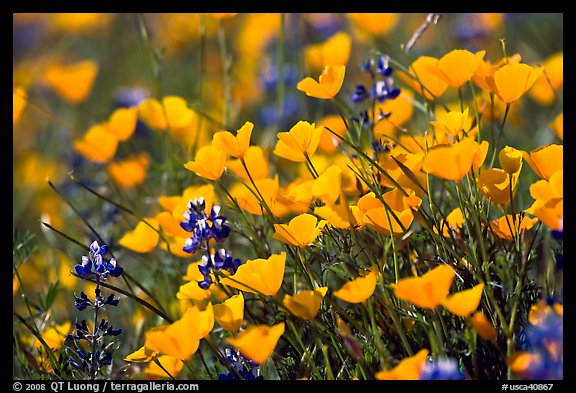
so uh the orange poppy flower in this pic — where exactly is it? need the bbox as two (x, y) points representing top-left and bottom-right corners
(107, 153), (150, 188)
(226, 146), (269, 181)
(214, 293), (245, 333)
(43, 59), (98, 103)
(375, 349), (429, 380)
(493, 62), (543, 104)
(399, 56), (448, 100)
(529, 52), (563, 105)
(220, 252), (286, 296)
(212, 121), (253, 159)
(184, 145), (227, 181)
(144, 355), (184, 378)
(305, 32), (351, 70)
(489, 214), (539, 241)
(499, 146), (524, 174)
(470, 311), (497, 340)
(423, 137), (488, 181)
(273, 214), (326, 247)
(430, 49), (486, 88)
(73, 124), (119, 164)
(274, 120), (323, 162)
(550, 112), (563, 140)
(523, 144), (563, 181)
(104, 107), (138, 141)
(392, 264), (455, 309)
(476, 168), (519, 206)
(297, 65), (346, 99)
(333, 268), (378, 304)
(442, 283), (485, 317)
(281, 287), (328, 320)
(226, 323), (285, 365)
(138, 96), (196, 130)
(118, 218), (160, 253)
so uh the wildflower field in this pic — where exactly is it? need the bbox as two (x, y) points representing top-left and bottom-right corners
(13, 13), (564, 382)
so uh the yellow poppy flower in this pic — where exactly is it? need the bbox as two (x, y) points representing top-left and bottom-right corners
(317, 114), (347, 154)
(107, 153), (150, 188)
(423, 137), (488, 181)
(230, 177), (279, 216)
(144, 355), (184, 378)
(470, 311), (497, 340)
(333, 268), (378, 304)
(375, 349), (429, 380)
(314, 203), (354, 229)
(73, 124), (119, 164)
(350, 192), (383, 229)
(43, 59), (98, 103)
(523, 144), (563, 181)
(392, 264), (455, 309)
(550, 112), (563, 140)
(442, 283), (485, 317)
(378, 151), (428, 197)
(525, 170), (563, 231)
(212, 121), (253, 159)
(305, 32), (351, 70)
(431, 49), (486, 88)
(176, 261), (215, 302)
(362, 188), (422, 236)
(155, 211), (189, 239)
(489, 214), (539, 241)
(529, 52), (563, 105)
(399, 56), (448, 100)
(430, 108), (470, 139)
(226, 146), (269, 181)
(220, 252), (286, 296)
(273, 213), (326, 247)
(509, 352), (541, 375)
(13, 87), (27, 124)
(347, 13), (399, 37)
(282, 287), (328, 320)
(472, 53), (522, 94)
(214, 293), (245, 333)
(123, 345), (158, 363)
(373, 91), (414, 139)
(274, 120), (323, 162)
(499, 146), (524, 174)
(435, 207), (465, 237)
(118, 218), (160, 253)
(226, 323), (285, 365)
(493, 62), (543, 104)
(145, 304), (213, 360)
(312, 165), (342, 204)
(33, 322), (71, 351)
(476, 168), (519, 206)
(104, 107), (138, 141)
(138, 96), (195, 130)
(297, 65), (346, 99)
(184, 145), (227, 181)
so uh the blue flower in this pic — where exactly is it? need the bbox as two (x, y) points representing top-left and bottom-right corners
(218, 349), (264, 380)
(74, 292), (91, 311)
(74, 241), (123, 281)
(420, 358), (466, 380)
(196, 249), (243, 290)
(180, 199), (231, 255)
(352, 54), (400, 110)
